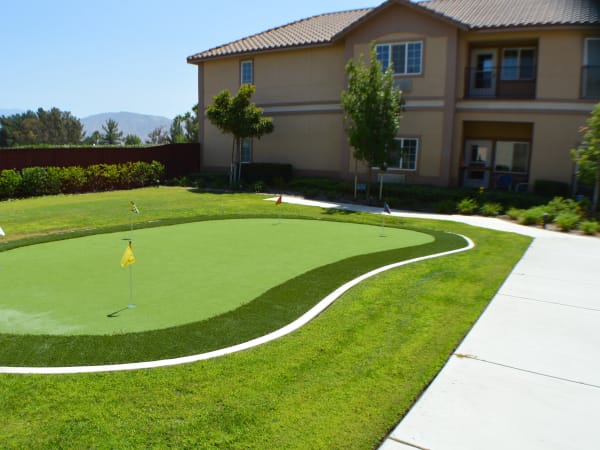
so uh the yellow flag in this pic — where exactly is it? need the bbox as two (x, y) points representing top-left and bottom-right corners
(120, 242), (136, 268)
(130, 201), (139, 214)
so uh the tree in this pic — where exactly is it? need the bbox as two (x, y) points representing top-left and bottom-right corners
(101, 118), (123, 145)
(82, 131), (102, 146)
(341, 44), (404, 198)
(169, 104), (199, 144)
(572, 102), (600, 215)
(146, 126), (169, 144)
(206, 84), (274, 185)
(0, 107), (84, 147)
(124, 134), (142, 145)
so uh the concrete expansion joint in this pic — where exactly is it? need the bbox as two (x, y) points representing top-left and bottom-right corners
(387, 435), (430, 450)
(500, 293), (600, 312)
(454, 354), (600, 390)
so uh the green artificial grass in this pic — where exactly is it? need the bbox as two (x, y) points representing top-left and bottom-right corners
(0, 219), (432, 336)
(0, 188), (532, 448)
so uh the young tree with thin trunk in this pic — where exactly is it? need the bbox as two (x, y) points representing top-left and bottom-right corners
(206, 84), (274, 186)
(341, 44), (404, 198)
(572, 102), (600, 215)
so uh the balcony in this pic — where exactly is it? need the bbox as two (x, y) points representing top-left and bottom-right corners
(465, 66), (536, 99)
(582, 65), (600, 99)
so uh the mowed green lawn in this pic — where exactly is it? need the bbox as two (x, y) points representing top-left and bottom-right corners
(0, 219), (432, 335)
(0, 188), (531, 448)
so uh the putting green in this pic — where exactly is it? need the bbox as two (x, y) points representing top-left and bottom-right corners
(0, 218), (433, 336)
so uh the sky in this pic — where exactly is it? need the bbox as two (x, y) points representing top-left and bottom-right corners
(1, 0), (381, 120)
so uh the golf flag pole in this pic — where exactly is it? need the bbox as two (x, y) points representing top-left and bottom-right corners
(381, 202), (392, 237)
(121, 241), (136, 308)
(275, 195), (282, 223)
(130, 200), (139, 237)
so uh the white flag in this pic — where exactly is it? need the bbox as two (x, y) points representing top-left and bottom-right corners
(0, 226), (5, 236)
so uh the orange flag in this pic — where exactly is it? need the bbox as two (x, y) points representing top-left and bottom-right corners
(276, 195), (282, 205)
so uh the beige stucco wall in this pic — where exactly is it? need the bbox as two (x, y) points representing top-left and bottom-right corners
(254, 113), (344, 172)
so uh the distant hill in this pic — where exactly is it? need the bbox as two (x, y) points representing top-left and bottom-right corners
(81, 112), (172, 141)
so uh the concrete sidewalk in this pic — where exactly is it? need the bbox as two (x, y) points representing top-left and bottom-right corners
(277, 196), (600, 450)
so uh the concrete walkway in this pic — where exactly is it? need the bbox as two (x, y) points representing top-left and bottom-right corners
(279, 197), (600, 450)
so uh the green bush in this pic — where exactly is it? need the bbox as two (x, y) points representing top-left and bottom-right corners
(59, 166), (87, 193)
(480, 202), (502, 217)
(19, 167), (50, 197)
(555, 212), (580, 232)
(506, 207), (523, 220)
(457, 197), (478, 215)
(534, 180), (569, 198)
(519, 206), (546, 225)
(545, 196), (579, 221)
(0, 169), (22, 199)
(580, 220), (600, 235)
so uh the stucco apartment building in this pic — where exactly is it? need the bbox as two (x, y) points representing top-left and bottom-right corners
(188, 0), (600, 191)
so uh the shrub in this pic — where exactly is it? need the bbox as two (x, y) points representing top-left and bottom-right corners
(534, 180), (569, 198)
(519, 206), (546, 225)
(580, 220), (600, 235)
(58, 166), (87, 193)
(506, 207), (523, 220)
(545, 196), (579, 221)
(555, 212), (580, 232)
(480, 202), (502, 217)
(19, 167), (49, 197)
(45, 167), (63, 195)
(456, 197), (478, 215)
(0, 169), (22, 199)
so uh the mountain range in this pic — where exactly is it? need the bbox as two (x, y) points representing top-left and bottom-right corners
(0, 109), (172, 141)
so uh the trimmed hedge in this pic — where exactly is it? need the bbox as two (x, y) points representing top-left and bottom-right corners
(0, 161), (164, 200)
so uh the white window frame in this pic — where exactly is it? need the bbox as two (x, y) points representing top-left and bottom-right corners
(240, 138), (253, 163)
(501, 47), (536, 81)
(375, 41), (423, 75)
(240, 60), (253, 85)
(390, 137), (419, 171)
(494, 141), (530, 174)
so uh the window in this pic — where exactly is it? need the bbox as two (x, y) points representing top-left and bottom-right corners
(390, 138), (418, 170)
(240, 138), (252, 163)
(494, 141), (529, 173)
(240, 60), (253, 85)
(376, 42), (422, 75)
(583, 38), (600, 98)
(501, 48), (536, 80)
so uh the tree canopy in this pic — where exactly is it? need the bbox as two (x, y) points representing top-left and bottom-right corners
(101, 118), (124, 145)
(206, 84), (274, 185)
(572, 102), (600, 214)
(341, 45), (404, 196)
(169, 104), (199, 144)
(0, 107), (84, 147)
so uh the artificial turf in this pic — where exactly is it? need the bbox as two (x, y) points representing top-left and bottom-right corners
(0, 219), (432, 336)
(0, 189), (532, 448)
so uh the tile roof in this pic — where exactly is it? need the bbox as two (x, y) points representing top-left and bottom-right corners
(187, 9), (372, 63)
(187, 0), (600, 63)
(421, 0), (600, 29)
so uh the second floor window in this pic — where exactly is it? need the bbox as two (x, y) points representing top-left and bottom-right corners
(376, 42), (422, 75)
(501, 48), (536, 80)
(241, 60), (253, 85)
(583, 38), (600, 98)
(390, 138), (419, 170)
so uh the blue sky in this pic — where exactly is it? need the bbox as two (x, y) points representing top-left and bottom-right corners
(1, 0), (380, 119)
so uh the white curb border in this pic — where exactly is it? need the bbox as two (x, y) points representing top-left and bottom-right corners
(0, 233), (474, 375)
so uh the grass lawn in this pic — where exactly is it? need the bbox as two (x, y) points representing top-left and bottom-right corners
(0, 188), (531, 448)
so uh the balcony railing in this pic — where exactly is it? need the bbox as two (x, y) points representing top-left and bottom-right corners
(582, 66), (600, 99)
(465, 66), (537, 99)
